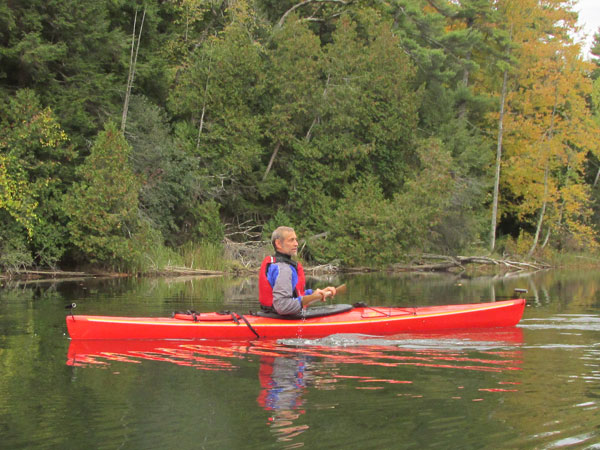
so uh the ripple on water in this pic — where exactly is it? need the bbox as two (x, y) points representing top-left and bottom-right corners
(520, 314), (600, 331)
(279, 331), (523, 352)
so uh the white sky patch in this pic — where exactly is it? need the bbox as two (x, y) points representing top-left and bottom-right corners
(574, 0), (600, 59)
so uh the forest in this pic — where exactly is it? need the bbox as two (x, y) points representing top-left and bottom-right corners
(1, 0), (600, 273)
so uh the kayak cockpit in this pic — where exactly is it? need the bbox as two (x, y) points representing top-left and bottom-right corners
(253, 303), (355, 320)
(172, 304), (355, 322)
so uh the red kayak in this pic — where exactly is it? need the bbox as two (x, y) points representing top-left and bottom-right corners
(66, 298), (526, 340)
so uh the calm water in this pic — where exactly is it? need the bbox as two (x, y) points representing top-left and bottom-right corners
(1, 270), (599, 449)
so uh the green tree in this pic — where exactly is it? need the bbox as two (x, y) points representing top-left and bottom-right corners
(64, 122), (145, 267)
(0, 0), (130, 143)
(0, 89), (73, 267)
(125, 95), (223, 245)
(259, 15), (325, 213)
(0, 154), (37, 270)
(280, 12), (421, 229)
(316, 176), (398, 266)
(168, 2), (265, 231)
(393, 138), (455, 252)
(316, 138), (454, 266)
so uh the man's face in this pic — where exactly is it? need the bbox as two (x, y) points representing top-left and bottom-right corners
(276, 231), (298, 256)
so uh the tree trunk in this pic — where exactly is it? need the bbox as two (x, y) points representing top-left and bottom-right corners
(458, 51), (471, 120)
(556, 159), (571, 228)
(305, 73), (330, 142)
(541, 226), (551, 248)
(490, 68), (508, 253)
(121, 7), (146, 133)
(528, 82), (559, 257)
(263, 142), (281, 181)
(528, 163), (549, 257)
(196, 49), (213, 150)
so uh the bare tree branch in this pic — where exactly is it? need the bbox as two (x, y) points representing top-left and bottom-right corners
(278, 0), (350, 27)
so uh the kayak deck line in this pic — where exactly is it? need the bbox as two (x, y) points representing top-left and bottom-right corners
(355, 300), (521, 319)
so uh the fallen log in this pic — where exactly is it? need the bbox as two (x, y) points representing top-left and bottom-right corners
(4, 269), (95, 279)
(159, 266), (225, 276)
(391, 255), (551, 272)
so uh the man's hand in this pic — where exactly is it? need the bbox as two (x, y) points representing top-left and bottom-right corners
(301, 284), (345, 308)
(314, 286), (337, 302)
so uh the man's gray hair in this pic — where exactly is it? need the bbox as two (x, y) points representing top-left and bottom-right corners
(271, 226), (295, 250)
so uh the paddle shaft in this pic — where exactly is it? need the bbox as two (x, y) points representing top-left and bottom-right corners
(302, 284), (346, 307)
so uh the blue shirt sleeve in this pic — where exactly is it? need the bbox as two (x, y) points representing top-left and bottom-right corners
(266, 264), (279, 287)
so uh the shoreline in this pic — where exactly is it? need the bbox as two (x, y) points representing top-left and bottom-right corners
(4, 253), (600, 283)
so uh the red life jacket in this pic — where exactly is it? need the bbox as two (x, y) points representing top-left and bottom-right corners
(258, 255), (306, 309)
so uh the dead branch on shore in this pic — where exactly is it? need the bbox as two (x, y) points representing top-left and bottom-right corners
(160, 266), (225, 276)
(224, 238), (268, 269)
(391, 254), (551, 273)
(1, 269), (96, 280)
(304, 263), (340, 274)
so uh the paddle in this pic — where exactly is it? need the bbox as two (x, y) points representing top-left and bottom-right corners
(302, 284), (346, 308)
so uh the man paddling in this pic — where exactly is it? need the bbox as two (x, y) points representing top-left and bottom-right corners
(258, 226), (337, 315)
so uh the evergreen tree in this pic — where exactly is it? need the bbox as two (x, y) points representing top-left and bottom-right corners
(125, 95), (221, 245)
(64, 122), (145, 267)
(259, 15), (325, 218)
(0, 0), (129, 143)
(168, 2), (265, 233)
(286, 12), (421, 228)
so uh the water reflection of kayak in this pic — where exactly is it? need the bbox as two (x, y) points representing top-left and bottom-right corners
(66, 327), (523, 371)
(66, 298), (526, 340)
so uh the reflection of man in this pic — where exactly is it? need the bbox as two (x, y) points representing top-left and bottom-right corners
(258, 226), (337, 315)
(258, 356), (307, 411)
(257, 355), (310, 442)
